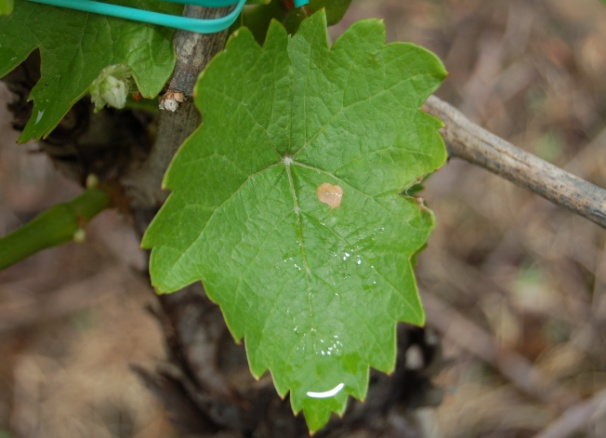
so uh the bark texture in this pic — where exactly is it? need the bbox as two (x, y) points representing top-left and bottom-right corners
(424, 95), (606, 229)
(124, 5), (233, 213)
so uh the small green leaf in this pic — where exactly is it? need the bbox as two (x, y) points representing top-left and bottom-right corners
(90, 64), (133, 111)
(0, 0), (13, 15)
(0, 0), (179, 141)
(306, 0), (352, 25)
(241, 0), (352, 44)
(144, 11), (446, 432)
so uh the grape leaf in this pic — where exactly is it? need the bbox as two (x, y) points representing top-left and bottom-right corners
(0, 0), (13, 15)
(143, 10), (446, 432)
(0, 0), (179, 142)
(306, 0), (352, 25)
(241, 0), (352, 44)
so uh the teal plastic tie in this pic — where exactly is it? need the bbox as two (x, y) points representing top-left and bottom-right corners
(25, 0), (248, 33)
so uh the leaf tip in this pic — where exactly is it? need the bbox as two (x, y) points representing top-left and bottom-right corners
(409, 305), (426, 328)
(263, 18), (289, 48)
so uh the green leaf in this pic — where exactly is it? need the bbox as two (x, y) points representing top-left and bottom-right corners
(143, 11), (446, 432)
(0, 0), (179, 141)
(282, 0), (352, 34)
(307, 0), (352, 25)
(0, 0), (13, 15)
(241, 0), (352, 44)
(90, 64), (134, 111)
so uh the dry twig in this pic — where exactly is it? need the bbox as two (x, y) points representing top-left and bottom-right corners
(534, 388), (606, 438)
(422, 292), (579, 409)
(423, 95), (606, 229)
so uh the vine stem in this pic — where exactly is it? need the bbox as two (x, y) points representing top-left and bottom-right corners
(124, 5), (232, 212)
(423, 95), (606, 229)
(125, 5), (247, 430)
(0, 188), (110, 270)
(534, 387), (606, 438)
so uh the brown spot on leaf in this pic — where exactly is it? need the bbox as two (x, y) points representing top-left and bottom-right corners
(317, 183), (343, 209)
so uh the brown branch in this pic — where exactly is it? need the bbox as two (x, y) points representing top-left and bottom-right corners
(534, 388), (606, 438)
(422, 292), (580, 409)
(123, 8), (253, 431)
(423, 95), (606, 229)
(124, 6), (232, 213)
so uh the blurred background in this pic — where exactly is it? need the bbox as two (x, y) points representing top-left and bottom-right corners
(1, 0), (606, 436)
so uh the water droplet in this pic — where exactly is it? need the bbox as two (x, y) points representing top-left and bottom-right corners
(317, 335), (344, 357)
(306, 383), (345, 399)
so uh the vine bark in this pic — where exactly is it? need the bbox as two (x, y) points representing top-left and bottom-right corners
(423, 95), (606, 229)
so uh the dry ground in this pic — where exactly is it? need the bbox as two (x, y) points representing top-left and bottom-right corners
(1, 0), (606, 437)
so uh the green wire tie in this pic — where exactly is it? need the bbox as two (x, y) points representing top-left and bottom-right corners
(25, 0), (310, 34)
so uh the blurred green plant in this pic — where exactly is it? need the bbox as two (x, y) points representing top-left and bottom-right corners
(0, 188), (110, 270)
(0, 0), (13, 15)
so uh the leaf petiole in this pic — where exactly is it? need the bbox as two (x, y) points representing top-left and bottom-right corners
(0, 188), (111, 270)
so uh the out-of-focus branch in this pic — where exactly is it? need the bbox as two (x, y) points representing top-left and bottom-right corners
(125, 5), (253, 433)
(423, 95), (606, 229)
(422, 292), (579, 409)
(534, 387), (606, 438)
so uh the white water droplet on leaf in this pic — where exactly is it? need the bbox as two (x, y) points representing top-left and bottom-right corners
(317, 183), (343, 209)
(306, 382), (345, 399)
